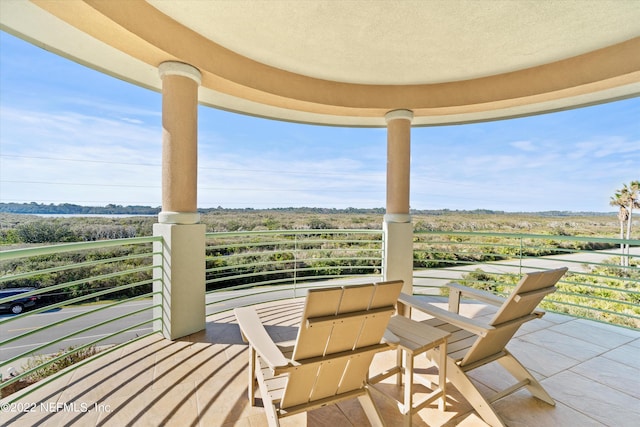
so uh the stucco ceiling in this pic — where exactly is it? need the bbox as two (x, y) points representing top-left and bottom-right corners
(1, 0), (639, 126)
(150, 0), (640, 85)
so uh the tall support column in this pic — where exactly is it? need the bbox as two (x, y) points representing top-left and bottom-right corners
(158, 61), (201, 224)
(383, 109), (414, 295)
(153, 61), (205, 340)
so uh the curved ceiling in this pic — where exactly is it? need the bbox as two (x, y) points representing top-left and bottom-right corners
(151, 0), (639, 85)
(1, 0), (639, 126)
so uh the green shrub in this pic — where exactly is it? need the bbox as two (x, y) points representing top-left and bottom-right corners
(1, 345), (99, 398)
(21, 345), (99, 383)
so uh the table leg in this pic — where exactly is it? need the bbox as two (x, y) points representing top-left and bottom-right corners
(396, 347), (403, 385)
(404, 350), (413, 427)
(438, 340), (447, 411)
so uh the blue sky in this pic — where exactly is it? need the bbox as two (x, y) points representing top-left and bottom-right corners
(1, 31), (638, 212)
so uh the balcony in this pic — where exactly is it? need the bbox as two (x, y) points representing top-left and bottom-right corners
(1, 231), (639, 426)
(2, 3), (639, 425)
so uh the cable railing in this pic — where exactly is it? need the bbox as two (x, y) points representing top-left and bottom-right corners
(1, 229), (638, 401)
(0, 237), (162, 397)
(413, 231), (640, 329)
(204, 229), (384, 312)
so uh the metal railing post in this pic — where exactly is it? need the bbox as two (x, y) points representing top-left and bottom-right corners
(519, 236), (523, 275)
(294, 233), (298, 298)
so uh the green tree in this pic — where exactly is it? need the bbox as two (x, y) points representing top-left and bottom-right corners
(624, 180), (640, 242)
(610, 194), (629, 265)
(610, 180), (640, 266)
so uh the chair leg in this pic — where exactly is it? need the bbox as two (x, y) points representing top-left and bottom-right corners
(263, 403), (281, 427)
(248, 345), (257, 406)
(497, 350), (555, 406)
(359, 388), (387, 427)
(430, 349), (505, 427)
(253, 353), (281, 427)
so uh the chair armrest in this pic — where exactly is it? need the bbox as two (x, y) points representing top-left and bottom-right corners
(234, 307), (290, 371)
(446, 282), (505, 313)
(398, 293), (494, 337)
(447, 282), (505, 306)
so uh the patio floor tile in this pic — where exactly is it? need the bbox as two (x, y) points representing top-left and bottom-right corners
(2, 296), (637, 427)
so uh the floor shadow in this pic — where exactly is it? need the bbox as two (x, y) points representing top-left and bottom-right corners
(186, 317), (299, 345)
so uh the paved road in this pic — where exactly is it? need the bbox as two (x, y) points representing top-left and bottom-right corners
(413, 247), (640, 293)
(0, 302), (154, 366)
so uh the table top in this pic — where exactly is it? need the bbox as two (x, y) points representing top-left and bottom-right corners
(386, 315), (451, 353)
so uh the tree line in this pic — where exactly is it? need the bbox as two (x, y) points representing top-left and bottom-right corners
(0, 202), (620, 217)
(0, 203), (160, 215)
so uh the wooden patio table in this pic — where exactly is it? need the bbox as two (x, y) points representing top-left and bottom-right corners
(370, 312), (451, 427)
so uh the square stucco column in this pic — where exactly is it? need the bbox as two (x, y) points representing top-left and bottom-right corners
(383, 216), (414, 295)
(153, 223), (206, 340)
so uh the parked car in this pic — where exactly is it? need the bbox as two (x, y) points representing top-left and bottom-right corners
(0, 287), (39, 314)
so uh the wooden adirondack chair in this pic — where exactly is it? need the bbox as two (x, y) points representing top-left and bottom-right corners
(399, 267), (567, 427)
(234, 280), (404, 427)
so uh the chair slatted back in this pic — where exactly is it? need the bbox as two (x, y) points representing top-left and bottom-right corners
(460, 268), (566, 367)
(281, 280), (403, 409)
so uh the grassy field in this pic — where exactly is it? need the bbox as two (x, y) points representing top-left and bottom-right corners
(202, 209), (625, 236)
(0, 209), (628, 248)
(1, 210), (637, 328)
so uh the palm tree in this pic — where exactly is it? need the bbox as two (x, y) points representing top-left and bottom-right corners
(624, 180), (640, 243)
(610, 192), (629, 266)
(610, 181), (640, 267)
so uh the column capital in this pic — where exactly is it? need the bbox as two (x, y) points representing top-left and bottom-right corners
(159, 61), (202, 85)
(384, 213), (412, 223)
(385, 109), (413, 123)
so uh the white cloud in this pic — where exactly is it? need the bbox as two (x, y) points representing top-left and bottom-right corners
(196, 154), (386, 208)
(0, 104), (163, 205)
(120, 117), (145, 125)
(510, 140), (536, 151)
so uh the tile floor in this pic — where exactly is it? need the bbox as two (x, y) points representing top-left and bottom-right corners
(1, 296), (639, 427)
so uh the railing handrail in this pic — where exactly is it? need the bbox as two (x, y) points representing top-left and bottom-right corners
(0, 236), (161, 261)
(414, 230), (640, 245)
(206, 229), (383, 238)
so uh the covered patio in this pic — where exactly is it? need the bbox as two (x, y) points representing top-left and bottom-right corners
(1, 1), (639, 426)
